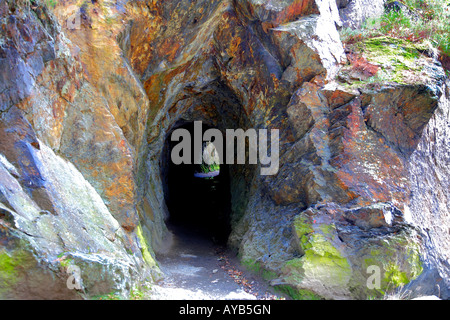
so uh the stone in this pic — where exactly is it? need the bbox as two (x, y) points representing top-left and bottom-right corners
(0, 141), (157, 298)
(276, 203), (424, 299)
(0, 0), (449, 300)
(338, 0), (385, 29)
(342, 202), (405, 230)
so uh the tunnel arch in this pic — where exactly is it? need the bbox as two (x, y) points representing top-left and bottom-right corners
(135, 80), (258, 251)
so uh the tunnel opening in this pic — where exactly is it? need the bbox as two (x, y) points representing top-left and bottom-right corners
(161, 121), (232, 245)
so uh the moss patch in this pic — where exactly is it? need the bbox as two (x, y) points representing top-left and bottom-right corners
(0, 247), (36, 296)
(135, 224), (157, 268)
(0, 251), (18, 285)
(342, 36), (432, 86)
(384, 264), (410, 287)
(241, 258), (262, 274)
(276, 285), (322, 300)
(91, 291), (123, 300)
(362, 231), (423, 296)
(284, 238), (352, 288)
(284, 214), (352, 298)
(293, 214), (314, 237)
(293, 214), (314, 254)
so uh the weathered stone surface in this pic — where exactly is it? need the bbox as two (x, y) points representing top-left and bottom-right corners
(272, 0), (345, 81)
(234, 0), (319, 26)
(1, 0), (449, 300)
(0, 140), (158, 299)
(364, 85), (441, 155)
(338, 0), (386, 29)
(403, 80), (450, 298)
(0, 0), (158, 298)
(230, 39), (448, 298)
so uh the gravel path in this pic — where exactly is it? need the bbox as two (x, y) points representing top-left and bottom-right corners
(149, 225), (286, 300)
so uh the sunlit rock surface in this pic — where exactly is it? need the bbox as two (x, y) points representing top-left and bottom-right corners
(0, 0), (449, 299)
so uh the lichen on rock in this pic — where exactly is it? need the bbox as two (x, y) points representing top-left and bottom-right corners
(282, 209), (353, 299)
(276, 203), (424, 299)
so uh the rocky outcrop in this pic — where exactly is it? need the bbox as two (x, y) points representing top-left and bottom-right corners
(0, 139), (153, 298)
(234, 34), (449, 299)
(0, 0), (158, 298)
(0, 0), (449, 299)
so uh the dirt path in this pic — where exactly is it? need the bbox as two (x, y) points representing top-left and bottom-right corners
(149, 225), (286, 300)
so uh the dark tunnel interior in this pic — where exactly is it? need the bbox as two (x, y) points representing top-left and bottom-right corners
(161, 122), (232, 244)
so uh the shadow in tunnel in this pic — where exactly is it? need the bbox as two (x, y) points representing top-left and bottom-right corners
(162, 122), (232, 245)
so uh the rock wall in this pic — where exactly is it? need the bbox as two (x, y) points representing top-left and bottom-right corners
(0, 0), (449, 299)
(404, 81), (450, 298)
(0, 0), (158, 298)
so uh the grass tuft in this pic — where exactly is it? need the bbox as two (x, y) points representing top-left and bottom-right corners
(340, 0), (450, 62)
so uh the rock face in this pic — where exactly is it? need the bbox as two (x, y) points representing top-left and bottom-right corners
(404, 81), (450, 298)
(0, 0), (158, 298)
(337, 0), (386, 29)
(0, 0), (449, 299)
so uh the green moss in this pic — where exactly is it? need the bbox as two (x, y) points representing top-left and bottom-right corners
(91, 292), (123, 300)
(293, 215), (314, 238)
(384, 264), (410, 287)
(285, 245), (352, 288)
(307, 233), (342, 258)
(241, 258), (262, 274)
(276, 285), (322, 300)
(262, 269), (278, 281)
(406, 246), (423, 279)
(241, 257), (278, 280)
(341, 0), (450, 57)
(60, 257), (73, 269)
(293, 215), (347, 263)
(362, 231), (423, 297)
(286, 217), (353, 294)
(364, 37), (421, 59)
(89, 281), (153, 300)
(293, 214), (315, 253)
(40, 0), (57, 9)
(0, 251), (17, 280)
(318, 223), (336, 237)
(0, 248), (35, 295)
(135, 224), (157, 268)
(343, 36), (429, 86)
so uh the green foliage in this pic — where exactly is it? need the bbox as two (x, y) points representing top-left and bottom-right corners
(135, 224), (157, 268)
(45, 0), (57, 8)
(129, 284), (152, 300)
(199, 163), (220, 174)
(340, 0), (450, 58)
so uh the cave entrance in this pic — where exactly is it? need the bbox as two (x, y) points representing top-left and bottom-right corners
(161, 122), (232, 245)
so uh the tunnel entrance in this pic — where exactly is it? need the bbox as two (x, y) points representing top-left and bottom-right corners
(161, 122), (232, 244)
